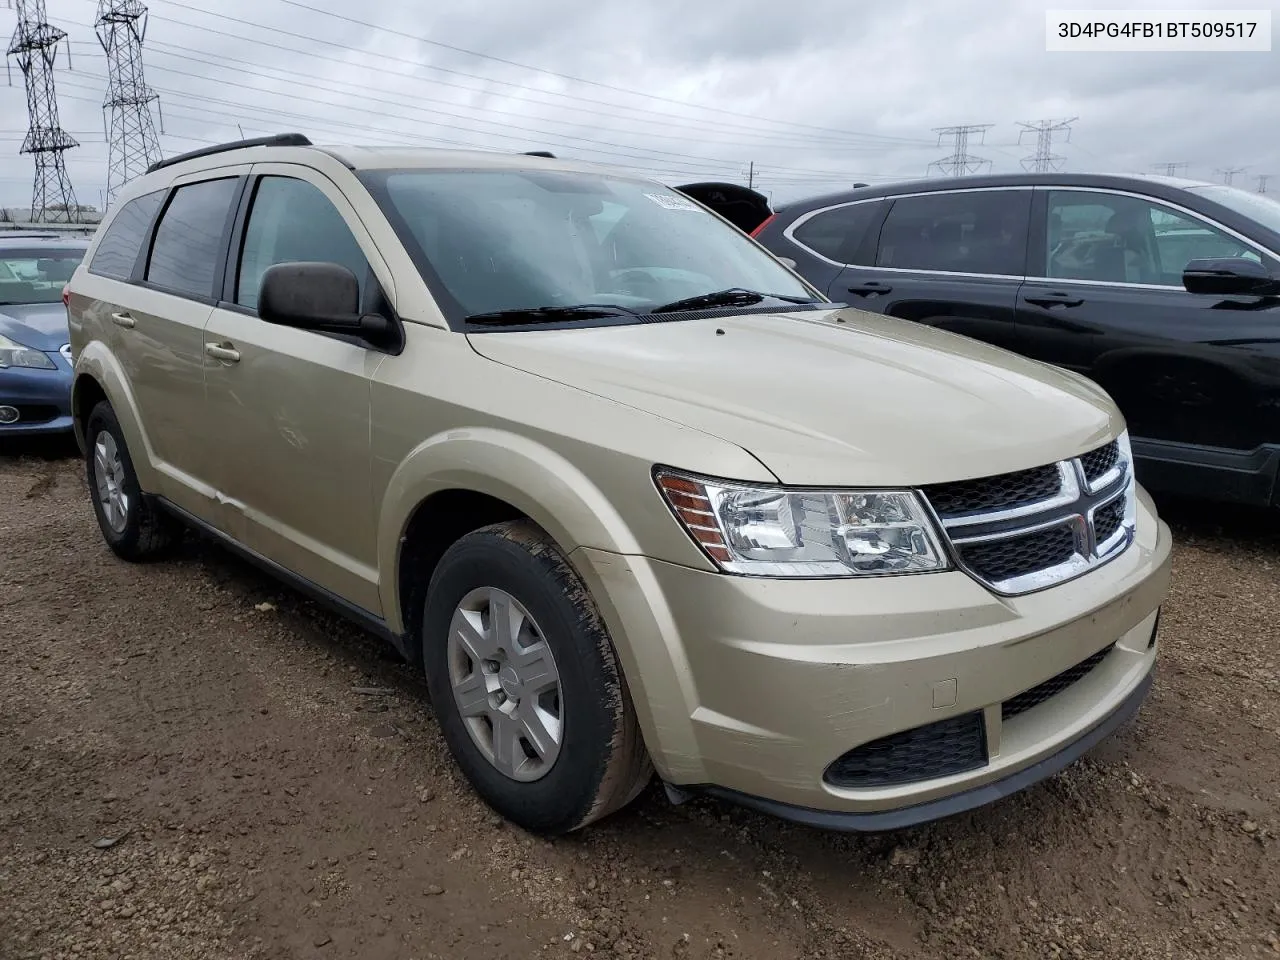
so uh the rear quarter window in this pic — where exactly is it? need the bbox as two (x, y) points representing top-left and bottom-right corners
(88, 190), (165, 281)
(790, 201), (884, 263)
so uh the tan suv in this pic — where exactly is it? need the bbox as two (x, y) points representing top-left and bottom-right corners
(65, 134), (1173, 835)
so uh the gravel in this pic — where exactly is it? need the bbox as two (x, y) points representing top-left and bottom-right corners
(2, 443), (1277, 960)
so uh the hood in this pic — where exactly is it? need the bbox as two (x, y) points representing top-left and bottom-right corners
(467, 307), (1123, 487)
(0, 302), (70, 353)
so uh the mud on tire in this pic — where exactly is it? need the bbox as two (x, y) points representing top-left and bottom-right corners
(421, 519), (652, 835)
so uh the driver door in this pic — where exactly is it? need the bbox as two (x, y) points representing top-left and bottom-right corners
(202, 165), (398, 614)
(1017, 187), (1280, 499)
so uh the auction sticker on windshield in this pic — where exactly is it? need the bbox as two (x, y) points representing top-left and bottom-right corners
(645, 193), (701, 211)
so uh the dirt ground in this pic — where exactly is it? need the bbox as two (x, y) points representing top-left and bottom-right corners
(2, 439), (1278, 960)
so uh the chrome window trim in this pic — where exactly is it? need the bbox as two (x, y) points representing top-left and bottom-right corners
(1039, 185), (1280, 287)
(782, 185), (1036, 270)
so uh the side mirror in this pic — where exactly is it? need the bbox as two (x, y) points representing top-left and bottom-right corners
(1182, 257), (1280, 297)
(775, 256), (798, 271)
(259, 261), (393, 341)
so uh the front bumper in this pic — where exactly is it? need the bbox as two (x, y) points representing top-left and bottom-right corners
(574, 488), (1172, 826)
(0, 354), (74, 436)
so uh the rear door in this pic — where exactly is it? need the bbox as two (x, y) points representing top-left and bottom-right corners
(201, 165), (398, 614)
(831, 188), (1033, 356)
(94, 172), (245, 522)
(771, 198), (889, 297)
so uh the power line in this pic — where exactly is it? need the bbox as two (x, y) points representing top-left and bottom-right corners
(1017, 117), (1076, 173)
(261, 0), (937, 147)
(118, 0), (933, 151)
(928, 124), (993, 178)
(96, 0), (163, 203)
(6, 0), (81, 221)
(1216, 166), (1246, 185)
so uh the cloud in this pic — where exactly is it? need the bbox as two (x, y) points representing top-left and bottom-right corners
(2, 0), (1277, 213)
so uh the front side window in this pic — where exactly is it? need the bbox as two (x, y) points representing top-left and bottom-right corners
(361, 169), (816, 323)
(88, 190), (164, 281)
(237, 177), (370, 310)
(875, 190), (1030, 276)
(1045, 190), (1263, 285)
(145, 178), (239, 299)
(0, 246), (86, 305)
(791, 201), (884, 264)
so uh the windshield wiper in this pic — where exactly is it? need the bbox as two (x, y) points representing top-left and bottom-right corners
(465, 304), (638, 326)
(648, 287), (818, 314)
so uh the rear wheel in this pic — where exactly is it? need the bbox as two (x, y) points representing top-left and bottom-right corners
(421, 520), (651, 834)
(84, 400), (181, 561)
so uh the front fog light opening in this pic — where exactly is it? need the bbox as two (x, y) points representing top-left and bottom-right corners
(655, 469), (950, 578)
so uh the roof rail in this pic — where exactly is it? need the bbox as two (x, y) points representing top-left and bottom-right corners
(146, 133), (313, 175)
(522, 151), (556, 158)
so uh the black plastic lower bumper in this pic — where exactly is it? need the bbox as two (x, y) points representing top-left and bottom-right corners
(698, 668), (1153, 833)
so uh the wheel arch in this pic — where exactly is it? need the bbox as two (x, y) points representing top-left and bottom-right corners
(71, 345), (160, 492)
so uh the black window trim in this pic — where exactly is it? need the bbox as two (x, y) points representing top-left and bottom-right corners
(83, 187), (167, 283)
(784, 184), (1037, 279)
(1027, 184), (1280, 292)
(216, 171), (406, 355)
(134, 174), (248, 306)
(785, 198), (888, 267)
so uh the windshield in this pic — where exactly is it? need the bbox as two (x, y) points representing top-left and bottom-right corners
(1183, 184), (1280, 237)
(0, 247), (84, 305)
(362, 169), (818, 324)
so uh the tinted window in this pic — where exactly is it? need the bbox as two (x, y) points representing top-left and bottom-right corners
(791, 201), (883, 263)
(88, 190), (164, 281)
(236, 177), (370, 310)
(876, 190), (1030, 276)
(1184, 183), (1280, 235)
(364, 169), (814, 321)
(1045, 191), (1263, 285)
(145, 178), (239, 298)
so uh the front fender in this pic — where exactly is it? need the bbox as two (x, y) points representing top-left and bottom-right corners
(72, 343), (159, 493)
(376, 426), (651, 634)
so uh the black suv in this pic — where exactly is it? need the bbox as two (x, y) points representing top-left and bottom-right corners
(679, 174), (1280, 509)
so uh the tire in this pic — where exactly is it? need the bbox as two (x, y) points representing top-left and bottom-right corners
(84, 400), (181, 562)
(421, 520), (652, 835)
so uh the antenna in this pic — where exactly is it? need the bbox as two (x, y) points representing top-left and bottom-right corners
(1016, 118), (1077, 173)
(6, 0), (80, 222)
(928, 124), (993, 178)
(96, 0), (163, 204)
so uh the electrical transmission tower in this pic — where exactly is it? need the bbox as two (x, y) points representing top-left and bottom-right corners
(1216, 167), (1245, 186)
(1153, 162), (1189, 177)
(1017, 118), (1077, 173)
(928, 124), (993, 178)
(6, 0), (80, 222)
(96, 0), (163, 203)
(1257, 174), (1272, 194)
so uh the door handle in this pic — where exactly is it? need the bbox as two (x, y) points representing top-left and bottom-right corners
(847, 281), (893, 296)
(1024, 293), (1084, 308)
(205, 342), (241, 364)
(110, 312), (135, 329)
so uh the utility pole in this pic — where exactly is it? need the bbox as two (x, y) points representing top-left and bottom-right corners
(1017, 118), (1077, 173)
(1216, 166), (1245, 186)
(1257, 174), (1272, 194)
(6, 0), (80, 223)
(1153, 162), (1189, 177)
(928, 124), (993, 178)
(96, 0), (163, 204)
(748, 160), (754, 190)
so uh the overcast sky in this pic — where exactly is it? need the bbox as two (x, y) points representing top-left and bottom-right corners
(2, 0), (1277, 212)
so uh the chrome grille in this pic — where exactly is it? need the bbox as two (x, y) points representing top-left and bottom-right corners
(922, 435), (1137, 596)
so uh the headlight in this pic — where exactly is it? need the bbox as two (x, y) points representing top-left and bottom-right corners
(655, 469), (950, 577)
(0, 334), (55, 370)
